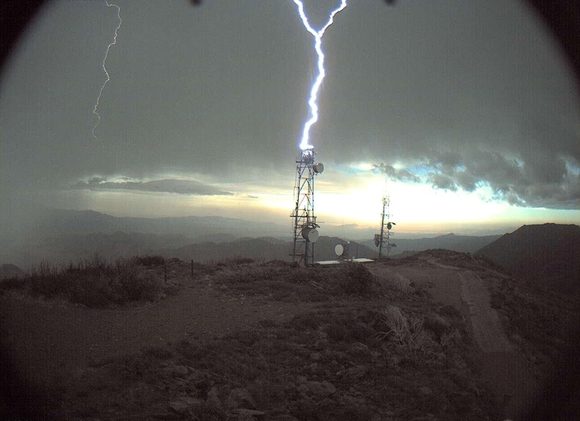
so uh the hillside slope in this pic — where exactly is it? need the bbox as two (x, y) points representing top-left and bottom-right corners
(361, 233), (501, 255)
(163, 236), (376, 262)
(477, 223), (580, 295)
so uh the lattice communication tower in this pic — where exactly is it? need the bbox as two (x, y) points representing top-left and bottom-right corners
(291, 149), (324, 266)
(375, 195), (396, 258)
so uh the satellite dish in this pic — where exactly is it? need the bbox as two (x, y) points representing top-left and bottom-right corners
(335, 244), (344, 256)
(301, 227), (319, 243)
(313, 162), (324, 174)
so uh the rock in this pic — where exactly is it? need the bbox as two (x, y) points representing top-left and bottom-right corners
(268, 416), (300, 421)
(168, 397), (202, 414)
(163, 365), (189, 377)
(410, 415), (437, 421)
(226, 387), (256, 409)
(424, 314), (450, 338)
(207, 386), (222, 408)
(308, 362), (319, 371)
(386, 354), (402, 367)
(231, 408), (266, 418)
(341, 393), (366, 407)
(349, 342), (370, 355)
(304, 381), (336, 398)
(341, 365), (368, 380)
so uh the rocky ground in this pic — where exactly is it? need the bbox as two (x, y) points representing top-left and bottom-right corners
(1, 251), (577, 420)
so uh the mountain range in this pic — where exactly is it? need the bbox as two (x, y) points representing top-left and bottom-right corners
(2, 209), (578, 293)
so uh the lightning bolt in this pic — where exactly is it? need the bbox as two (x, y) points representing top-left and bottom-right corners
(92, 0), (122, 140)
(291, 0), (348, 150)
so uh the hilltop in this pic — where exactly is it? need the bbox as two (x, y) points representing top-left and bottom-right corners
(477, 223), (580, 295)
(2, 249), (578, 419)
(361, 233), (501, 256)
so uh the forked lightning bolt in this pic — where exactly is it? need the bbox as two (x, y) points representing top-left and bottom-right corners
(291, 0), (347, 150)
(92, 1), (122, 140)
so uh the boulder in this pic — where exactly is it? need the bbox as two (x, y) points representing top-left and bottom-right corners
(301, 381), (336, 398)
(162, 364), (189, 377)
(341, 365), (368, 380)
(168, 397), (202, 414)
(207, 385), (222, 408)
(226, 387), (256, 409)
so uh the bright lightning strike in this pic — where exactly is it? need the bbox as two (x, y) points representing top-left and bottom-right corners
(291, 0), (347, 150)
(92, 0), (122, 140)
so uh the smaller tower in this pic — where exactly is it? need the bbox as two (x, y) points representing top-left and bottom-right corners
(375, 196), (396, 258)
(291, 148), (324, 266)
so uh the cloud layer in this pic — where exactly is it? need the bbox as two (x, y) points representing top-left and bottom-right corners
(0, 0), (578, 214)
(73, 177), (233, 196)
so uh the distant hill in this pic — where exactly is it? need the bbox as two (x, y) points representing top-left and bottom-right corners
(33, 209), (289, 239)
(9, 232), (194, 266)
(1, 208), (290, 267)
(360, 233), (501, 255)
(477, 223), (580, 295)
(0, 263), (23, 279)
(162, 236), (376, 263)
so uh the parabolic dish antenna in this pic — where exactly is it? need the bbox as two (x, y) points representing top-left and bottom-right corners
(301, 227), (319, 243)
(313, 162), (324, 174)
(335, 244), (344, 256)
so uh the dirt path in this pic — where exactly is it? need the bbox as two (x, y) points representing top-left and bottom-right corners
(371, 259), (540, 420)
(459, 271), (513, 353)
(0, 281), (317, 389)
(457, 270), (540, 419)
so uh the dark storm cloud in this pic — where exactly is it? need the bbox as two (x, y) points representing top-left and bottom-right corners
(0, 0), (579, 212)
(374, 163), (420, 183)
(73, 177), (233, 196)
(322, 1), (580, 209)
(376, 149), (580, 208)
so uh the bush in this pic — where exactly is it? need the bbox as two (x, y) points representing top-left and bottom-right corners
(0, 277), (26, 294)
(131, 255), (165, 267)
(377, 305), (431, 352)
(337, 263), (374, 295)
(26, 259), (163, 307)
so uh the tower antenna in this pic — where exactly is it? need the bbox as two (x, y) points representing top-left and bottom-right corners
(291, 148), (324, 266)
(375, 195), (396, 258)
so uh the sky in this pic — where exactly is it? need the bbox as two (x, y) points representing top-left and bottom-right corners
(1, 0), (579, 235)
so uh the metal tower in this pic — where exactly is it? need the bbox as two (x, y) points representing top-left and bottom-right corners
(375, 196), (396, 258)
(291, 149), (324, 266)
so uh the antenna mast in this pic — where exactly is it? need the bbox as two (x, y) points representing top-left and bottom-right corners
(291, 148), (323, 266)
(375, 195), (396, 258)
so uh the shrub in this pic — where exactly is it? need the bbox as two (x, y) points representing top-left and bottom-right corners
(377, 305), (430, 352)
(223, 256), (255, 266)
(26, 259), (163, 307)
(0, 277), (26, 294)
(131, 255), (165, 267)
(337, 263), (374, 295)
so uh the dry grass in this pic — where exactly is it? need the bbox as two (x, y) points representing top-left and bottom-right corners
(213, 262), (377, 302)
(61, 300), (496, 420)
(1, 257), (167, 307)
